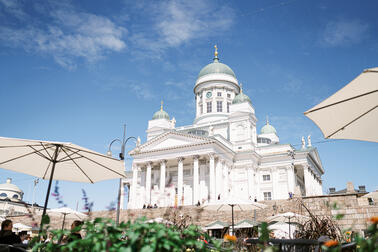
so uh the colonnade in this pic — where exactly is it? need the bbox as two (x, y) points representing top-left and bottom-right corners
(129, 154), (231, 208)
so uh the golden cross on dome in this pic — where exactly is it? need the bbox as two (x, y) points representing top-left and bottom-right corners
(214, 45), (218, 57)
(161, 100), (163, 111)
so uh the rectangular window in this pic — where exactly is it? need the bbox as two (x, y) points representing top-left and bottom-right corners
(227, 102), (230, 113)
(264, 192), (272, 201)
(200, 104), (203, 114)
(263, 174), (271, 181)
(217, 101), (222, 112)
(207, 102), (212, 113)
(217, 92), (222, 97)
(227, 93), (231, 98)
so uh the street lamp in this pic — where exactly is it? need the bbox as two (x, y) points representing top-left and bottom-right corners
(107, 124), (137, 225)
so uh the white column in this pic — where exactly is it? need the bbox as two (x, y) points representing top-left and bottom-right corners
(215, 158), (222, 199)
(222, 161), (228, 198)
(318, 179), (323, 195)
(303, 165), (311, 196)
(177, 157), (184, 206)
(120, 179), (125, 210)
(131, 164), (138, 208)
(247, 167), (254, 200)
(146, 162), (152, 204)
(193, 155), (199, 204)
(209, 154), (216, 202)
(287, 165), (295, 195)
(160, 160), (166, 195)
(272, 167), (279, 200)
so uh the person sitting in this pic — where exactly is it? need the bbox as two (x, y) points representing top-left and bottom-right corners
(0, 219), (21, 245)
(18, 231), (29, 245)
(153, 204), (158, 208)
(142, 204), (146, 209)
(67, 220), (83, 243)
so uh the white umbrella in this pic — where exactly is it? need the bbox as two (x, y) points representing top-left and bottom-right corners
(202, 198), (267, 235)
(267, 212), (309, 238)
(13, 223), (32, 232)
(146, 217), (173, 225)
(48, 207), (88, 230)
(0, 137), (125, 226)
(304, 67), (378, 142)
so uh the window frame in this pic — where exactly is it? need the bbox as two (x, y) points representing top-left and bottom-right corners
(263, 192), (272, 200)
(262, 174), (271, 181)
(216, 101), (222, 112)
(206, 102), (212, 113)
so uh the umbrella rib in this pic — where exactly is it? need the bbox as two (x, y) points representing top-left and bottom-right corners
(0, 145), (53, 165)
(0, 143), (53, 148)
(57, 149), (81, 162)
(64, 146), (120, 161)
(327, 105), (378, 138)
(42, 160), (52, 180)
(304, 90), (377, 114)
(29, 145), (55, 161)
(40, 143), (54, 160)
(60, 147), (94, 183)
(42, 145), (62, 179)
(71, 151), (125, 178)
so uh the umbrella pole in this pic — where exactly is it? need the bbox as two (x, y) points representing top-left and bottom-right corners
(289, 216), (291, 239)
(231, 204), (234, 236)
(61, 213), (67, 230)
(40, 145), (60, 231)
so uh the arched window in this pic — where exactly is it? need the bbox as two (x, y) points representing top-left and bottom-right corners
(12, 194), (19, 199)
(0, 193), (7, 197)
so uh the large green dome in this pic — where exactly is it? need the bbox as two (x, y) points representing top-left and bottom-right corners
(198, 57), (236, 79)
(232, 92), (252, 105)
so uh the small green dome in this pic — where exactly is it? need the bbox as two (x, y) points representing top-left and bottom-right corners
(232, 92), (252, 105)
(198, 57), (236, 79)
(152, 110), (169, 120)
(261, 121), (277, 135)
(152, 101), (170, 120)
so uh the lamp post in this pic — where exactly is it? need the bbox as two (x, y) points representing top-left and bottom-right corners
(107, 124), (137, 225)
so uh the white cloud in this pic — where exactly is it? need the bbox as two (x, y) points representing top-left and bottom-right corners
(321, 19), (369, 47)
(0, 1), (127, 69)
(128, 83), (156, 100)
(129, 0), (234, 57)
(0, 0), (27, 20)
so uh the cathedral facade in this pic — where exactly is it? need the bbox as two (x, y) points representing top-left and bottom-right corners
(124, 48), (324, 209)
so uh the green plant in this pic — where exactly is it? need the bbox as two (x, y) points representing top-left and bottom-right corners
(32, 217), (222, 251)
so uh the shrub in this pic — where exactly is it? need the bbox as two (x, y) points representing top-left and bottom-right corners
(32, 217), (222, 251)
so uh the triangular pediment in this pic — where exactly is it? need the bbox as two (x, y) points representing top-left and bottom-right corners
(129, 131), (214, 154)
(308, 148), (324, 172)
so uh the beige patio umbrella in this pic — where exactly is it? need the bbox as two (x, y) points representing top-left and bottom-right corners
(267, 212), (309, 238)
(13, 223), (32, 232)
(48, 207), (88, 230)
(202, 197), (267, 235)
(0, 137), (125, 228)
(304, 67), (378, 142)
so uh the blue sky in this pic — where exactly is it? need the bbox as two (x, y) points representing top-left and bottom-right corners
(0, 0), (377, 211)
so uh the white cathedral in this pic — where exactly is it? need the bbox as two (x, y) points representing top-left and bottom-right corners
(123, 47), (324, 209)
